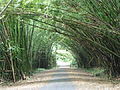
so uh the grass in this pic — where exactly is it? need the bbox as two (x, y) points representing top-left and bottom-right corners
(33, 68), (47, 74)
(83, 67), (107, 78)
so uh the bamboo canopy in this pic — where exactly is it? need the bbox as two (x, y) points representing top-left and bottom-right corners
(0, 0), (120, 82)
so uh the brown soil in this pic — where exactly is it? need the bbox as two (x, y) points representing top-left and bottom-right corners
(68, 68), (120, 90)
(0, 68), (120, 90)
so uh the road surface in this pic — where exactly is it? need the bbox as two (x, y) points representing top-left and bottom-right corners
(0, 66), (120, 90)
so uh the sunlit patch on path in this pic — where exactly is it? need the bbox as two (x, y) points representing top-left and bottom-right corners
(0, 66), (120, 90)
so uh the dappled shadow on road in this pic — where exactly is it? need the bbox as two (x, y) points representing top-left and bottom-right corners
(41, 68), (78, 73)
(2, 68), (117, 90)
(34, 71), (94, 78)
(34, 68), (94, 79)
(38, 73), (94, 77)
(16, 68), (110, 86)
(17, 77), (108, 85)
(39, 68), (90, 76)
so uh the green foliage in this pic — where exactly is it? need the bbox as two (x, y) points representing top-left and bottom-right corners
(33, 68), (46, 74)
(51, 0), (120, 77)
(0, 0), (120, 82)
(84, 68), (105, 77)
(32, 30), (58, 69)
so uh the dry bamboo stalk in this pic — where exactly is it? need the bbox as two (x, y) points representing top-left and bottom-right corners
(0, 0), (13, 16)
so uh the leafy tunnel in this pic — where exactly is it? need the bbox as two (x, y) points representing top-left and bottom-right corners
(0, 0), (120, 82)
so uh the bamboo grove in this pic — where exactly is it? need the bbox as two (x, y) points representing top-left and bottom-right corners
(0, 0), (120, 82)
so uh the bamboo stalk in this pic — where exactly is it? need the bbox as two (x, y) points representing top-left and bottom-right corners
(0, 0), (13, 16)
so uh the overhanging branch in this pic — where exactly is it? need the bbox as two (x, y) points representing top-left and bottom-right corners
(0, 0), (13, 16)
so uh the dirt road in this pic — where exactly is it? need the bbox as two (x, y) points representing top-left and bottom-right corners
(0, 68), (120, 90)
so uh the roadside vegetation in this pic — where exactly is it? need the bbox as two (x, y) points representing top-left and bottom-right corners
(0, 0), (120, 83)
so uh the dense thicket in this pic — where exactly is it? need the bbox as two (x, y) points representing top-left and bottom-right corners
(32, 30), (57, 69)
(0, 0), (120, 82)
(51, 0), (120, 77)
(0, 14), (57, 81)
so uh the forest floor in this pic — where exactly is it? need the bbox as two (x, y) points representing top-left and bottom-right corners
(0, 66), (120, 90)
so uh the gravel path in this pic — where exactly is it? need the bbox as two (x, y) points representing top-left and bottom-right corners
(39, 68), (120, 90)
(39, 68), (76, 90)
(0, 67), (120, 90)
